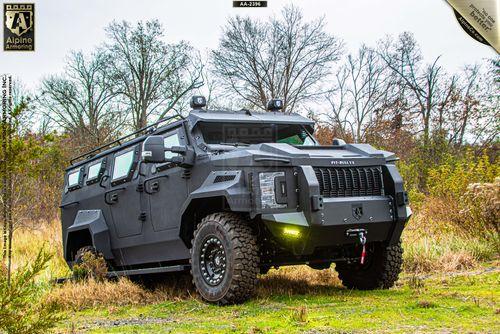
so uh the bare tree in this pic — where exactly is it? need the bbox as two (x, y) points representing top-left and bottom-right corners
(105, 20), (204, 130)
(192, 64), (238, 112)
(324, 46), (390, 142)
(430, 61), (498, 148)
(466, 59), (500, 147)
(439, 64), (478, 146)
(211, 5), (343, 112)
(378, 32), (457, 144)
(39, 50), (123, 151)
(323, 66), (350, 139)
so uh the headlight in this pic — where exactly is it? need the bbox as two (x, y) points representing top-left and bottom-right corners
(259, 172), (287, 209)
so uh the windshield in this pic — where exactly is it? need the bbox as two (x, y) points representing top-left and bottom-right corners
(199, 122), (317, 146)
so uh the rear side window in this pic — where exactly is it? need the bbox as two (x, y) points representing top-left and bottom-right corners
(112, 150), (135, 181)
(88, 161), (101, 179)
(86, 159), (106, 185)
(67, 168), (83, 191)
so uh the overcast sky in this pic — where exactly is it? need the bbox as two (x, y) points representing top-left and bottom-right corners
(0, 0), (496, 90)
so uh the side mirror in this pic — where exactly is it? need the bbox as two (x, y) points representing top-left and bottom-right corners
(141, 136), (165, 163)
(165, 145), (195, 168)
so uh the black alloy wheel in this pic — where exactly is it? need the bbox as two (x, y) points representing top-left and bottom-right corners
(199, 236), (227, 286)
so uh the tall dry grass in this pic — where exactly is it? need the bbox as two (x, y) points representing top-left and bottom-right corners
(45, 266), (344, 310)
(460, 178), (500, 237)
(6, 220), (70, 281)
(257, 266), (341, 297)
(402, 185), (499, 273)
(47, 275), (194, 311)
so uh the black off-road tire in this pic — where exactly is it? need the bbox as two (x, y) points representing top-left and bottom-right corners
(259, 265), (271, 275)
(190, 212), (259, 305)
(335, 242), (403, 290)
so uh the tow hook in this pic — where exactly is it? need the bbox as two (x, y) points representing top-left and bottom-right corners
(346, 228), (367, 265)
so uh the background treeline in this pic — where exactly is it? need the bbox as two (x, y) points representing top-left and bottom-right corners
(1, 5), (498, 237)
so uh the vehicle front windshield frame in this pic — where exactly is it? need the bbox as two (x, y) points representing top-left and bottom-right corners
(198, 122), (318, 146)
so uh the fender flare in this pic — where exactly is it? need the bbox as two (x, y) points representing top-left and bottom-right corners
(65, 209), (114, 261)
(179, 170), (251, 246)
(180, 170), (251, 216)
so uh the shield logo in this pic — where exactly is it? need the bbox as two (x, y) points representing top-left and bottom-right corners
(352, 204), (363, 220)
(5, 5), (33, 37)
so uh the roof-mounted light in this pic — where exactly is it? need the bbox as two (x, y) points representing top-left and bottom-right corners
(267, 98), (283, 111)
(332, 138), (346, 146)
(190, 96), (207, 109)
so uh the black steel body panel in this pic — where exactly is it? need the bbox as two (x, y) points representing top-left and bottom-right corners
(65, 209), (113, 261)
(61, 108), (411, 270)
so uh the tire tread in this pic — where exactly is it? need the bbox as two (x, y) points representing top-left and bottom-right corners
(190, 212), (259, 305)
(336, 242), (403, 290)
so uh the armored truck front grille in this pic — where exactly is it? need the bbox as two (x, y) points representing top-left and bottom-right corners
(313, 166), (384, 197)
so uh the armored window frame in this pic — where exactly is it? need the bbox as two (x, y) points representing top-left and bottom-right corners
(86, 158), (106, 185)
(111, 145), (140, 186)
(67, 167), (84, 191)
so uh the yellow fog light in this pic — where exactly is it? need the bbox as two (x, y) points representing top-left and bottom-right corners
(283, 227), (301, 238)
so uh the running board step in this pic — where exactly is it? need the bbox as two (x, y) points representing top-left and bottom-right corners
(53, 264), (191, 284)
(107, 264), (190, 278)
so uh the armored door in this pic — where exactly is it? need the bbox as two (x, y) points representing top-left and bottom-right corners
(144, 127), (189, 232)
(105, 145), (144, 238)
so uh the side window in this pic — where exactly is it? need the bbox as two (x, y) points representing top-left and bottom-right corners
(164, 132), (180, 159)
(111, 148), (136, 184)
(67, 167), (83, 191)
(86, 158), (106, 185)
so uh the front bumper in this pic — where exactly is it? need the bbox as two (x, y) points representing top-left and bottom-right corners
(260, 165), (412, 255)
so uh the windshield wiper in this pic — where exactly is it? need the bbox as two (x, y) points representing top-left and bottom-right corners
(219, 142), (250, 147)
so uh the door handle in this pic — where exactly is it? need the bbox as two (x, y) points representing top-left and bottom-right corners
(151, 181), (159, 192)
(144, 175), (168, 194)
(110, 193), (119, 203)
(145, 181), (160, 194)
(104, 187), (126, 205)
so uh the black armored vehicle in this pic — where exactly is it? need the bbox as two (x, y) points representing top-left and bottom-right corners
(61, 96), (411, 304)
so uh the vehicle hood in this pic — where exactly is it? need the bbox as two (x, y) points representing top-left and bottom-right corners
(210, 143), (396, 167)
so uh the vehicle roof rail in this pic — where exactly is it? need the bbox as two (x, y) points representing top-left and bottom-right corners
(69, 114), (184, 165)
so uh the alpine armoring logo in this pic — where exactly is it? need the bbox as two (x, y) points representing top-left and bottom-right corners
(4, 3), (35, 51)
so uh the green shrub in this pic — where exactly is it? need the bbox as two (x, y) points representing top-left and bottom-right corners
(427, 151), (499, 199)
(402, 150), (500, 240)
(0, 249), (63, 334)
(397, 159), (423, 192)
(72, 250), (108, 281)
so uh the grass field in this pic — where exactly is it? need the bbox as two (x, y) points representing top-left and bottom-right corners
(51, 266), (499, 333)
(5, 203), (500, 334)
